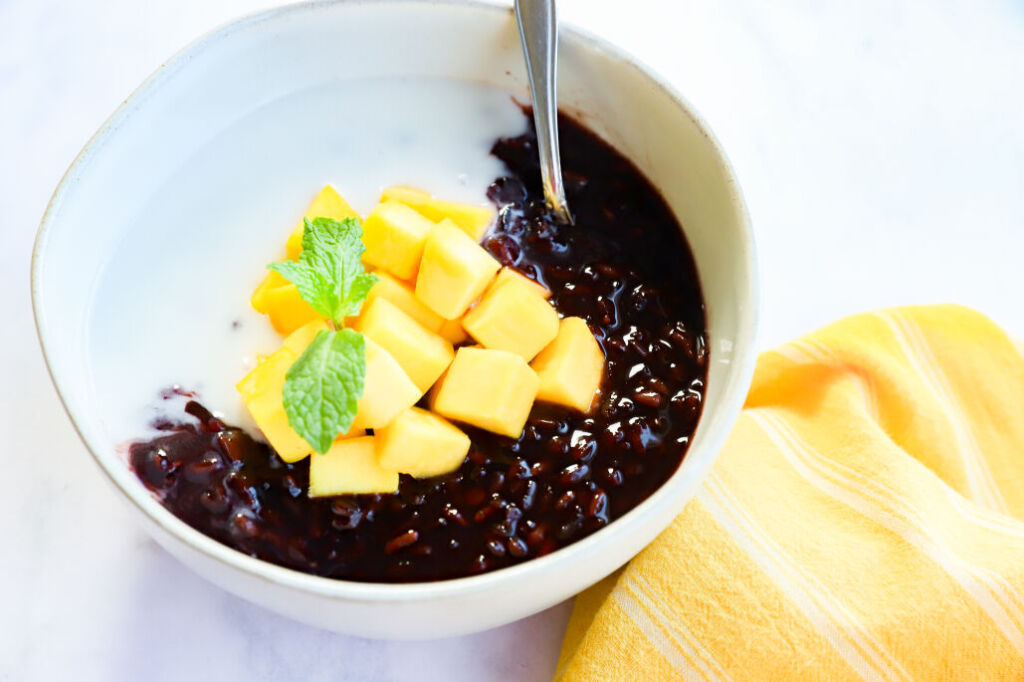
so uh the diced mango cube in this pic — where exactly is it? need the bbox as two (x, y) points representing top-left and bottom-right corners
(377, 408), (470, 478)
(250, 270), (320, 335)
(415, 220), (500, 320)
(286, 185), (360, 259)
(462, 278), (559, 361)
(281, 319), (328, 354)
(531, 317), (605, 413)
(236, 342), (317, 464)
(351, 338), (421, 430)
(438, 318), (468, 345)
(432, 347), (539, 438)
(347, 271), (444, 333)
(380, 185), (430, 204)
(354, 297), (455, 392)
(381, 185), (495, 241)
(309, 436), (399, 497)
(491, 267), (551, 299)
(362, 199), (436, 280)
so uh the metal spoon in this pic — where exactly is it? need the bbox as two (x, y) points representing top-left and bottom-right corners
(514, 0), (573, 224)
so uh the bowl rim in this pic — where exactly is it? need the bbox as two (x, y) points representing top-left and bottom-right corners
(31, 0), (759, 602)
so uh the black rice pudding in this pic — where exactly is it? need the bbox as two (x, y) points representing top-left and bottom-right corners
(129, 112), (708, 582)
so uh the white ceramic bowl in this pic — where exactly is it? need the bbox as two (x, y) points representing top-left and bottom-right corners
(32, 0), (757, 639)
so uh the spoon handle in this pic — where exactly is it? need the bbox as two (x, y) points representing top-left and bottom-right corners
(515, 0), (573, 224)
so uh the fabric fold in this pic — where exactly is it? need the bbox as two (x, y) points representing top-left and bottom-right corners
(556, 305), (1024, 680)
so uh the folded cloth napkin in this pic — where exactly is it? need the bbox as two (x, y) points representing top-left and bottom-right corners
(555, 305), (1024, 681)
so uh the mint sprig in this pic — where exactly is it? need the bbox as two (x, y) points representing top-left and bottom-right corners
(269, 217), (378, 322)
(269, 217), (378, 454)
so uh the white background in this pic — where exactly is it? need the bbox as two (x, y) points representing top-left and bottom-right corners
(3, 1), (1023, 680)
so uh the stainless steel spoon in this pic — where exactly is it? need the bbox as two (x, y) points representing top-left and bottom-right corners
(514, 0), (573, 224)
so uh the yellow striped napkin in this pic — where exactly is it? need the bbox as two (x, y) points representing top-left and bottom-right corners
(556, 305), (1024, 680)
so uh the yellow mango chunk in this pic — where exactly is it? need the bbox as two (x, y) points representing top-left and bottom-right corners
(250, 270), (320, 336)
(492, 266), (551, 299)
(380, 185), (430, 204)
(432, 347), (539, 438)
(236, 327), (320, 463)
(281, 318), (328, 354)
(351, 338), (421, 430)
(438, 318), (468, 345)
(531, 317), (605, 413)
(377, 407), (470, 478)
(462, 278), (559, 361)
(381, 185), (495, 241)
(286, 185), (360, 259)
(347, 271), (444, 333)
(415, 220), (500, 319)
(354, 297), (455, 392)
(362, 199), (436, 280)
(309, 436), (399, 497)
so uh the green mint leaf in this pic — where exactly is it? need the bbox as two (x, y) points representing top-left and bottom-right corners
(343, 271), (379, 319)
(268, 217), (378, 326)
(282, 328), (365, 454)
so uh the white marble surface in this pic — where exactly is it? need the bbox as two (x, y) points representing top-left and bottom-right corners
(3, 1), (1023, 679)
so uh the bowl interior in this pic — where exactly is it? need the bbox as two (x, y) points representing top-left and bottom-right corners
(33, 0), (756, 621)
